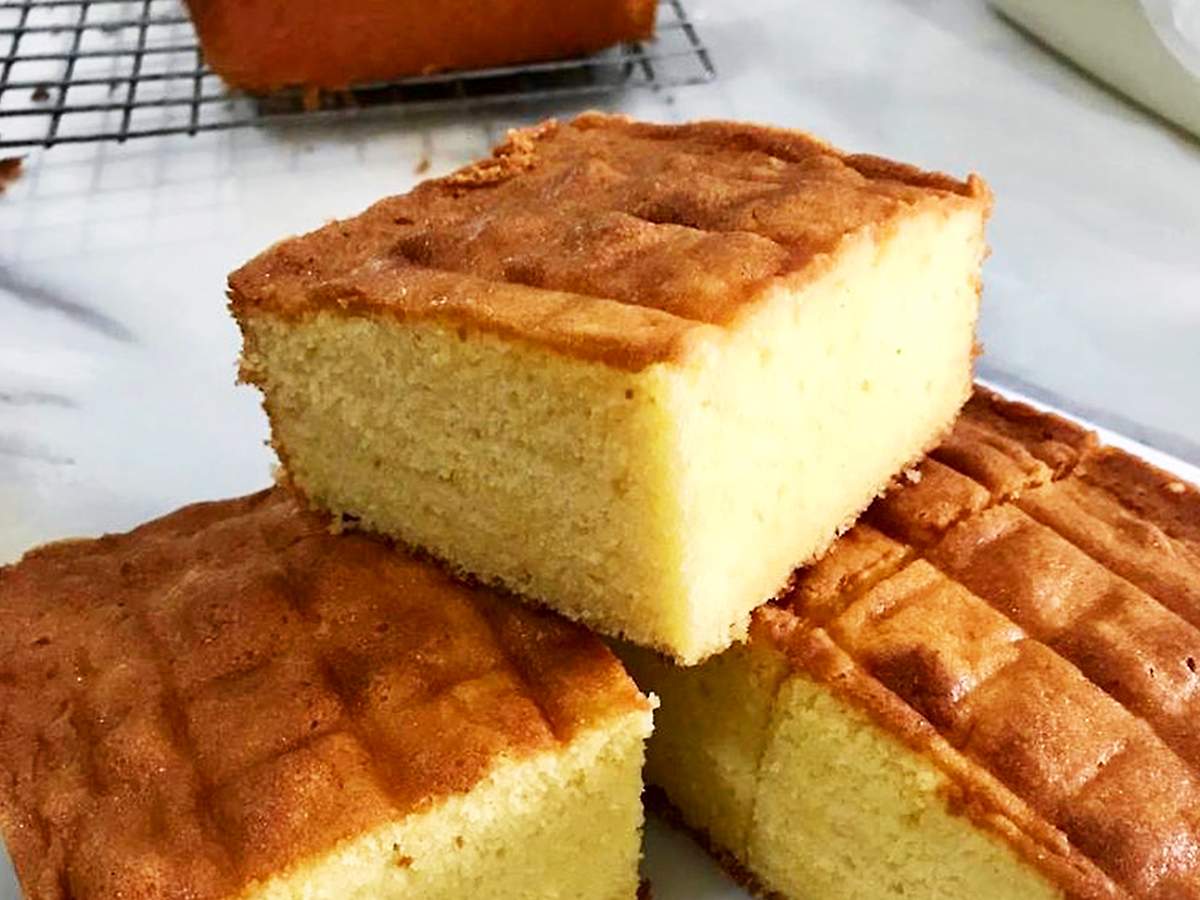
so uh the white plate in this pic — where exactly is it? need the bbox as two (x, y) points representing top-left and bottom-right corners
(2, 387), (1198, 899)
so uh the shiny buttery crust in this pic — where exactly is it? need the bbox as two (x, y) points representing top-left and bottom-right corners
(0, 489), (648, 899)
(229, 112), (991, 372)
(752, 388), (1200, 898)
(184, 0), (656, 92)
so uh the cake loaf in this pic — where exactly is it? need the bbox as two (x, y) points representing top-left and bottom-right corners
(622, 388), (1200, 898)
(184, 0), (657, 92)
(230, 112), (991, 665)
(0, 489), (653, 900)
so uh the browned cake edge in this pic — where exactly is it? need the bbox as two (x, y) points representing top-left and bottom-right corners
(1076, 445), (1200, 545)
(227, 112), (991, 373)
(586, 115), (987, 200)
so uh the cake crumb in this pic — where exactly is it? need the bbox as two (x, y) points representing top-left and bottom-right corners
(32, 84), (51, 102)
(0, 157), (23, 194)
(414, 155), (431, 175)
(903, 466), (923, 484)
(442, 120), (556, 189)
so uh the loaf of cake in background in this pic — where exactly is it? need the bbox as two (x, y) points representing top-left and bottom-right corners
(184, 0), (657, 92)
(0, 489), (654, 900)
(230, 112), (991, 665)
(620, 387), (1200, 898)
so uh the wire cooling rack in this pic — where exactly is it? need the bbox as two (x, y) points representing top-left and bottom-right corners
(0, 0), (715, 149)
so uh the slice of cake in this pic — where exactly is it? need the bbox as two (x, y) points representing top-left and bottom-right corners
(230, 112), (992, 664)
(0, 489), (653, 900)
(621, 388), (1200, 898)
(184, 0), (656, 92)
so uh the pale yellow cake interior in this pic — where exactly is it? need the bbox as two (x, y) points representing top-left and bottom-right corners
(619, 645), (1063, 900)
(618, 640), (789, 855)
(242, 710), (652, 900)
(244, 204), (983, 664)
(751, 677), (1060, 900)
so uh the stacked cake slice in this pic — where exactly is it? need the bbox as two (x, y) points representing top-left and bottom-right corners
(623, 388), (1200, 898)
(4, 112), (1197, 900)
(0, 490), (653, 899)
(230, 112), (991, 664)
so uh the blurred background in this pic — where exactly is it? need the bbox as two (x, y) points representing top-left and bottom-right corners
(1, 0), (1199, 896)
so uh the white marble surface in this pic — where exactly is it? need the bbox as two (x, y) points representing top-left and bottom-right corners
(1, 0), (1199, 896)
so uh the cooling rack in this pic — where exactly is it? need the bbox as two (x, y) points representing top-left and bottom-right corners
(0, 0), (715, 149)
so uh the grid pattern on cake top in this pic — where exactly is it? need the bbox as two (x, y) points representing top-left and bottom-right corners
(776, 390), (1200, 895)
(0, 488), (641, 894)
(0, 0), (716, 149)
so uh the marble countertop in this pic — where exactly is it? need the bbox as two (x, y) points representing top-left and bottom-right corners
(1, 0), (1198, 561)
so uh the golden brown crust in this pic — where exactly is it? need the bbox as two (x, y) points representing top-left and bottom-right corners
(229, 113), (991, 372)
(0, 489), (647, 900)
(185, 0), (656, 92)
(1075, 446), (1200, 549)
(756, 387), (1200, 898)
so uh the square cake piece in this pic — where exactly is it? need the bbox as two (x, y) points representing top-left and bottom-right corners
(0, 489), (653, 900)
(621, 387), (1200, 898)
(231, 113), (992, 664)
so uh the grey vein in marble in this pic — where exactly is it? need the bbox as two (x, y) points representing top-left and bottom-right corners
(0, 264), (136, 344)
(0, 390), (76, 408)
(0, 433), (75, 466)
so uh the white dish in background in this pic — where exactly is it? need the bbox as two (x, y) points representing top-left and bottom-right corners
(2, 381), (1197, 899)
(989, 0), (1200, 137)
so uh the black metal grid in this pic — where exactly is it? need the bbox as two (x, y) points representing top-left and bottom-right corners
(0, 0), (715, 149)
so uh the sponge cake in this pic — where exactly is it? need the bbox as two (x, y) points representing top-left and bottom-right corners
(621, 388), (1200, 898)
(0, 489), (653, 900)
(231, 112), (991, 664)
